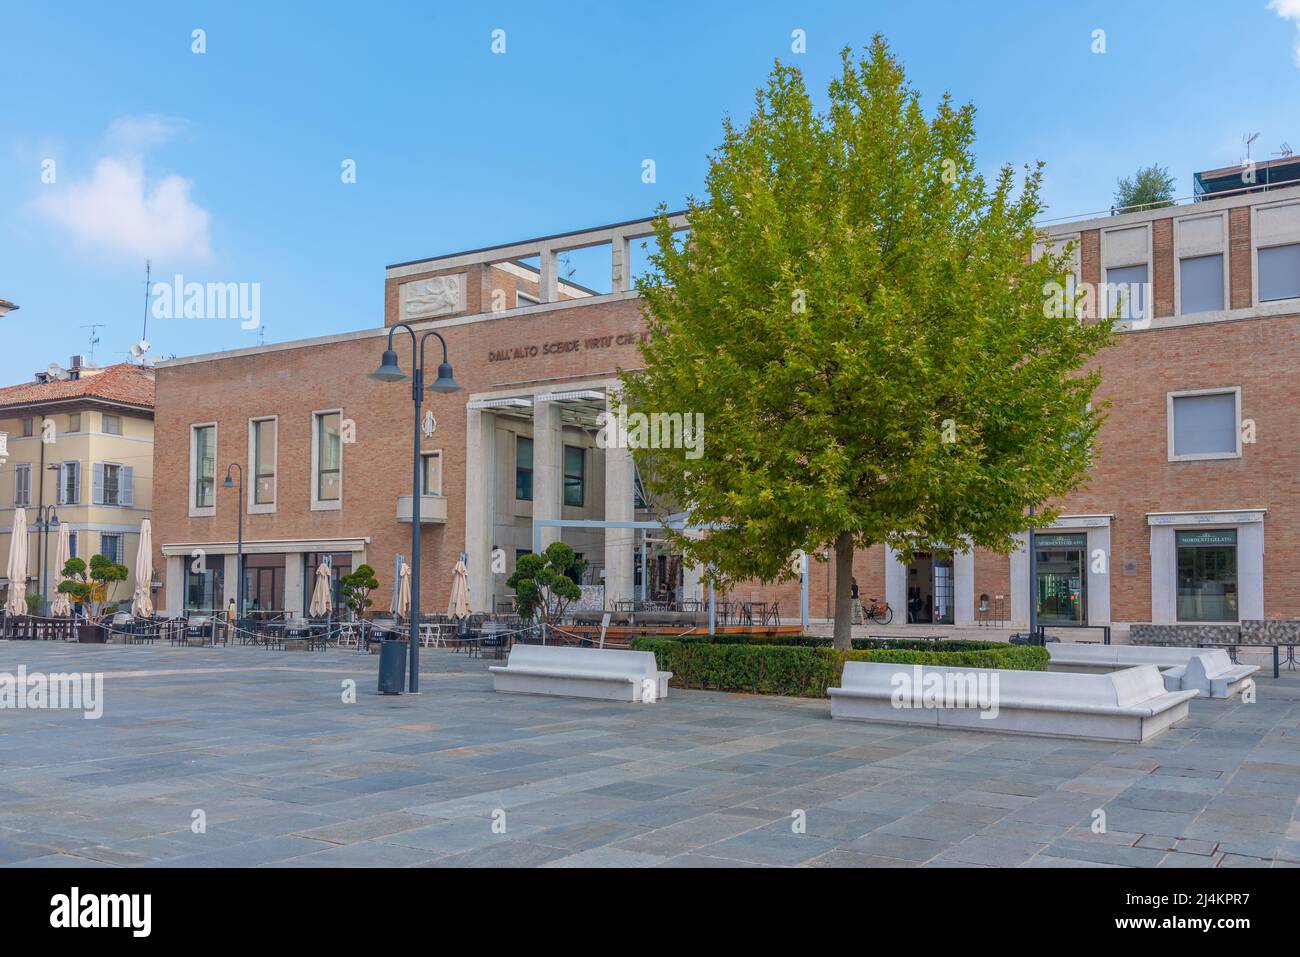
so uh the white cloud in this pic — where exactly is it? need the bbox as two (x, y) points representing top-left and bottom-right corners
(1270, 0), (1300, 65)
(33, 116), (210, 262)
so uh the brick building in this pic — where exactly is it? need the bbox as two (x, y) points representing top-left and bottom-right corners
(152, 177), (1300, 632)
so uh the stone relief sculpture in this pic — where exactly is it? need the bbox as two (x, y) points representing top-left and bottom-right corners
(402, 274), (465, 319)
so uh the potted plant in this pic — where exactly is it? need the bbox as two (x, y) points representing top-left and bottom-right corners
(339, 564), (379, 645)
(507, 542), (584, 635)
(57, 555), (129, 643)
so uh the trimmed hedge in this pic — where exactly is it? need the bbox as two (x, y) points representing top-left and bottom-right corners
(630, 636), (1048, 699)
(670, 634), (1016, 653)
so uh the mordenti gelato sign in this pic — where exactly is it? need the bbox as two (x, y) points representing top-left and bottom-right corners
(489, 330), (649, 363)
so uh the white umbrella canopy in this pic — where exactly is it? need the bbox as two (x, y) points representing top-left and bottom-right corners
(4, 508), (28, 616)
(50, 523), (72, 617)
(309, 562), (332, 617)
(396, 562), (411, 620)
(131, 519), (153, 618)
(447, 559), (471, 620)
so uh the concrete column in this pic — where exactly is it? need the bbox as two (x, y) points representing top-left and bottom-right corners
(604, 395), (635, 608)
(1239, 522), (1264, 620)
(1009, 533), (1030, 628)
(465, 407), (496, 612)
(610, 234), (630, 293)
(884, 545), (907, 624)
(165, 555), (183, 616)
(1086, 526), (1111, 626)
(538, 246), (558, 302)
(679, 528), (704, 603)
(1149, 526), (1176, 624)
(531, 398), (562, 551)
(954, 549), (975, 627)
(283, 553), (304, 617)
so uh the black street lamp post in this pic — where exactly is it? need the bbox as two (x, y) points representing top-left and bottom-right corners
(223, 464), (244, 637)
(35, 505), (60, 616)
(370, 323), (460, 693)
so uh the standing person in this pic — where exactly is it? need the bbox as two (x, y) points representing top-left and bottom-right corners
(851, 577), (862, 624)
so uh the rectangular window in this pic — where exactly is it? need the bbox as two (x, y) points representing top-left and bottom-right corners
(101, 463), (122, 506)
(563, 445), (585, 507)
(1176, 529), (1238, 622)
(13, 464), (31, 507)
(1258, 243), (1300, 302)
(99, 533), (123, 565)
(67, 413), (81, 433)
(515, 435), (533, 501)
(102, 414), (122, 435)
(421, 450), (442, 496)
(252, 418), (276, 505)
(193, 425), (216, 509)
(1179, 253), (1224, 315)
(315, 412), (341, 503)
(68, 531), (77, 559)
(21, 418), (33, 438)
(1105, 264), (1149, 321)
(1169, 389), (1240, 460)
(58, 461), (80, 505)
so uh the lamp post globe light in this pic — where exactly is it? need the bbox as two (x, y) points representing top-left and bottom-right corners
(223, 464), (244, 635)
(370, 323), (460, 693)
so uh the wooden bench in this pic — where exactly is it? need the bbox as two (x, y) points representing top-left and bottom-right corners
(1048, 643), (1258, 698)
(489, 645), (672, 703)
(828, 661), (1197, 743)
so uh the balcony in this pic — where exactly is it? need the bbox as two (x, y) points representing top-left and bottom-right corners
(397, 494), (447, 524)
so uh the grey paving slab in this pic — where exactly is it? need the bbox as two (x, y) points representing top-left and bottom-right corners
(1, 641), (1298, 868)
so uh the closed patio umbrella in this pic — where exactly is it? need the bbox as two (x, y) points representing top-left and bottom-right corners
(396, 562), (411, 620)
(447, 559), (471, 620)
(309, 562), (332, 617)
(4, 508), (27, 617)
(50, 523), (72, 617)
(131, 519), (153, 618)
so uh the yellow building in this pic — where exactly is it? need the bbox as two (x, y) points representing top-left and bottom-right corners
(0, 360), (155, 614)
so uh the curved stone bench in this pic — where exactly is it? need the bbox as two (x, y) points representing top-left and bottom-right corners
(828, 661), (1197, 743)
(489, 645), (671, 703)
(1048, 643), (1258, 699)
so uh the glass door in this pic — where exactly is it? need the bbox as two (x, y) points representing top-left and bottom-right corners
(1033, 532), (1086, 625)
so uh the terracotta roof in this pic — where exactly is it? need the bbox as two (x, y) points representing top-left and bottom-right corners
(0, 362), (155, 413)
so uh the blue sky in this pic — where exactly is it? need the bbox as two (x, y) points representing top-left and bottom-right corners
(2, 0), (1298, 382)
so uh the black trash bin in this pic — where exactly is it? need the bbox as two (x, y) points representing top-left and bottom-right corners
(377, 637), (407, 695)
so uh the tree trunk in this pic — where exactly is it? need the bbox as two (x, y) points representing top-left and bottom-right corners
(832, 530), (855, 650)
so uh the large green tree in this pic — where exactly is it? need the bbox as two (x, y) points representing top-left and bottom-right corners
(622, 37), (1114, 649)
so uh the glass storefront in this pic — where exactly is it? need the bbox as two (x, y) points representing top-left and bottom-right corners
(242, 553), (286, 616)
(1176, 529), (1237, 622)
(184, 555), (225, 615)
(303, 553), (354, 615)
(1034, 532), (1086, 625)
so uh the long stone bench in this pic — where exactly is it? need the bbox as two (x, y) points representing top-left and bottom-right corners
(1048, 643), (1258, 698)
(828, 661), (1197, 743)
(489, 645), (672, 702)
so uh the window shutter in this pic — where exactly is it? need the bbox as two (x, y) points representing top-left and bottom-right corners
(73, 462), (81, 504)
(92, 463), (104, 505)
(121, 467), (134, 506)
(56, 465), (67, 506)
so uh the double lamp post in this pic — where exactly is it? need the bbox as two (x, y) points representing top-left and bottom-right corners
(369, 323), (460, 693)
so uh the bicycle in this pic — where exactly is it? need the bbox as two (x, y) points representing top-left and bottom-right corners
(862, 597), (893, 625)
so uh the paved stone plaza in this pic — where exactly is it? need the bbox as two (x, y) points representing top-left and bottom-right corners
(0, 641), (1297, 868)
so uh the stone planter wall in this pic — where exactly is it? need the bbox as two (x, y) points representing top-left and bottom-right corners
(1240, 620), (1300, 643)
(1129, 623), (1241, 647)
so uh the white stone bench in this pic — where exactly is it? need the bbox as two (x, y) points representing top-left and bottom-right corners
(1159, 652), (1258, 700)
(1048, 643), (1257, 699)
(489, 645), (672, 703)
(828, 661), (1197, 743)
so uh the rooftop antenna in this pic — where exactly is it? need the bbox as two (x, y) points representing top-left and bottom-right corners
(132, 260), (152, 364)
(80, 323), (104, 365)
